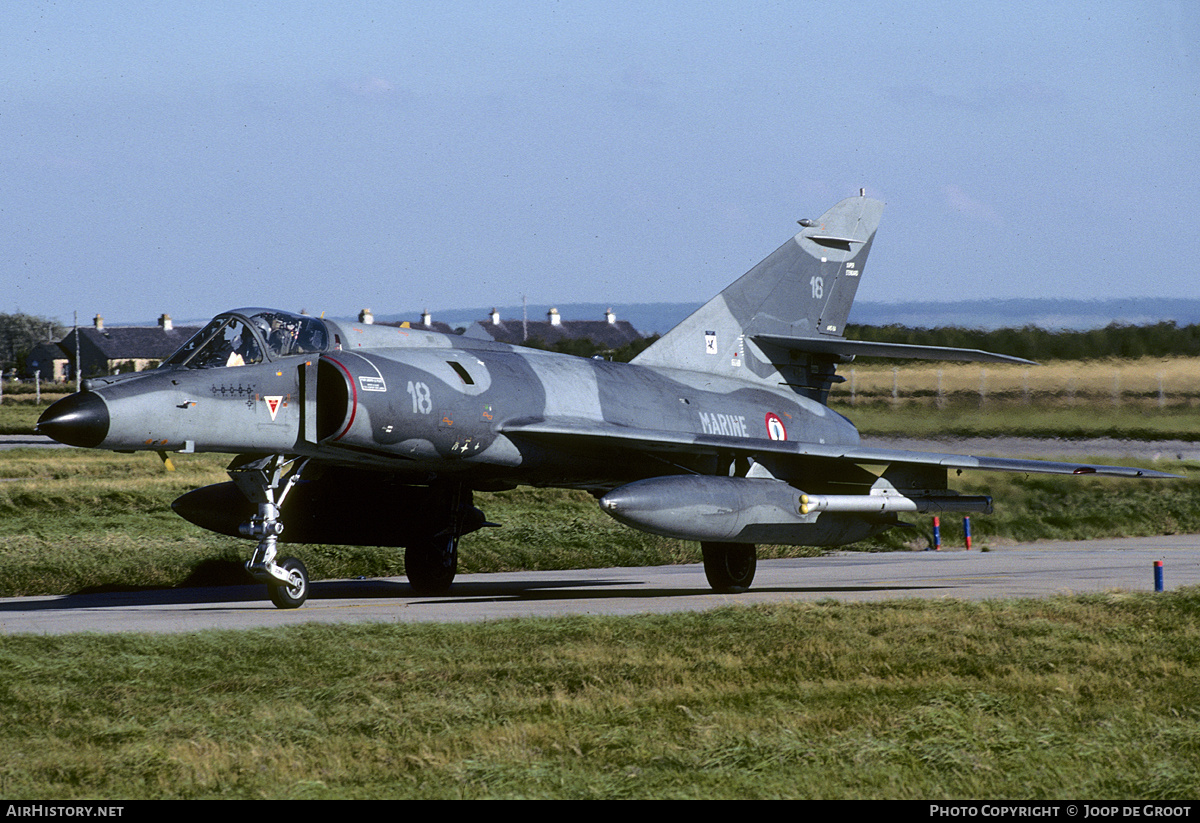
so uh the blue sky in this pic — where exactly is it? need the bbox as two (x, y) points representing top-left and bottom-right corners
(4, 1), (1198, 325)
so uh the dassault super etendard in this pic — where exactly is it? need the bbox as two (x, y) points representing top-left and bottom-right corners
(37, 193), (1177, 608)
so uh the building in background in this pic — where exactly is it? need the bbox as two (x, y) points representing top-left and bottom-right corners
(25, 314), (200, 381)
(464, 307), (642, 350)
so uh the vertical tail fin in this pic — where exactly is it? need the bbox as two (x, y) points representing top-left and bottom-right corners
(632, 194), (884, 399)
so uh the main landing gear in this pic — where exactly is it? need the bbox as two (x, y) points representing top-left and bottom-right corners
(404, 483), (469, 595)
(405, 534), (459, 595)
(230, 454), (312, 609)
(701, 541), (757, 593)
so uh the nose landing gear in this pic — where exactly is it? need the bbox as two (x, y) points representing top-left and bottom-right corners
(230, 454), (311, 609)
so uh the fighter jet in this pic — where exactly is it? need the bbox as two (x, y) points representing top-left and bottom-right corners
(37, 193), (1178, 608)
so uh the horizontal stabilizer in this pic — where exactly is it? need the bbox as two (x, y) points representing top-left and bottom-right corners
(753, 334), (1036, 365)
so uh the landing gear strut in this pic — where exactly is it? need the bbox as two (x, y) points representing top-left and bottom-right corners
(230, 454), (311, 609)
(701, 541), (757, 593)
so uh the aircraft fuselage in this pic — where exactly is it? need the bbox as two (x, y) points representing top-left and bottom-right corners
(47, 315), (859, 492)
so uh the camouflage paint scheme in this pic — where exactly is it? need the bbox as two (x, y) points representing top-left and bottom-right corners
(38, 195), (1177, 607)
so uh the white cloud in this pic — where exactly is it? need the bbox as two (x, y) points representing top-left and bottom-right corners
(941, 184), (1003, 226)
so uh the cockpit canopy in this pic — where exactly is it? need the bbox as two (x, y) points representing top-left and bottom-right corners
(163, 309), (329, 369)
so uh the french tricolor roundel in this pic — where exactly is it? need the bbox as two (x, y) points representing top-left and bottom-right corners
(765, 412), (787, 441)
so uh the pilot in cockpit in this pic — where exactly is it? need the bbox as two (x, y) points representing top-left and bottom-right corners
(224, 321), (263, 368)
(268, 318), (296, 356)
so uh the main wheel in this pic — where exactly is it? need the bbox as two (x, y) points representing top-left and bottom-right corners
(701, 542), (757, 593)
(405, 535), (459, 595)
(267, 557), (309, 609)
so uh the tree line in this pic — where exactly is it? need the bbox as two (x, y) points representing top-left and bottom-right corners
(845, 321), (1200, 361)
(526, 322), (1200, 363)
(6, 311), (1199, 374)
(0, 313), (64, 373)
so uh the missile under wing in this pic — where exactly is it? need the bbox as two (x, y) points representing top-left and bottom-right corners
(37, 194), (1179, 608)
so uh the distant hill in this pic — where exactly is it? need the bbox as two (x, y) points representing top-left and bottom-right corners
(375, 298), (1200, 337)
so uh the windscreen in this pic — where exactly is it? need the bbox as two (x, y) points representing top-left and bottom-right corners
(162, 310), (328, 369)
(163, 317), (263, 369)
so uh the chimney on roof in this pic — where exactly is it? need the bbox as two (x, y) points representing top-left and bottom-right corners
(93, 314), (104, 331)
(421, 309), (432, 327)
(158, 313), (173, 332)
(490, 308), (501, 325)
(548, 307), (561, 326)
(605, 308), (616, 324)
(359, 308), (374, 325)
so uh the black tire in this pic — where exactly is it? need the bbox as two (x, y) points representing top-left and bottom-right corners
(701, 542), (757, 593)
(405, 535), (459, 595)
(267, 557), (309, 609)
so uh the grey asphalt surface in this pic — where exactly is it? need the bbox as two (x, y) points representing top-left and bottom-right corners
(2, 535), (1197, 635)
(1, 434), (1194, 634)
(0, 434), (68, 450)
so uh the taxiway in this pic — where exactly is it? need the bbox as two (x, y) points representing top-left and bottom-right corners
(2, 534), (1197, 635)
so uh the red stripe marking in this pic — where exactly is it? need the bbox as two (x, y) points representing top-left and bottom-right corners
(323, 355), (358, 441)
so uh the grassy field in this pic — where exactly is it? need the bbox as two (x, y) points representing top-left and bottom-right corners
(0, 447), (1196, 597)
(1, 593), (1198, 799)
(0, 403), (55, 435)
(830, 403), (1200, 441)
(836, 355), (1200, 401)
(830, 356), (1200, 439)
(3, 371), (1199, 799)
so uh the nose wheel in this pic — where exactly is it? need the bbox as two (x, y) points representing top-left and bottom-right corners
(229, 454), (313, 609)
(267, 557), (309, 609)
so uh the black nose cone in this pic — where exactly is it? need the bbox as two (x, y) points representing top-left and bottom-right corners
(37, 392), (110, 448)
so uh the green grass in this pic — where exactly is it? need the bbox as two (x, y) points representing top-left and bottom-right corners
(0, 403), (54, 435)
(0, 448), (1194, 597)
(1, 593), (1198, 798)
(835, 401), (1200, 441)
(2, 430), (1198, 798)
